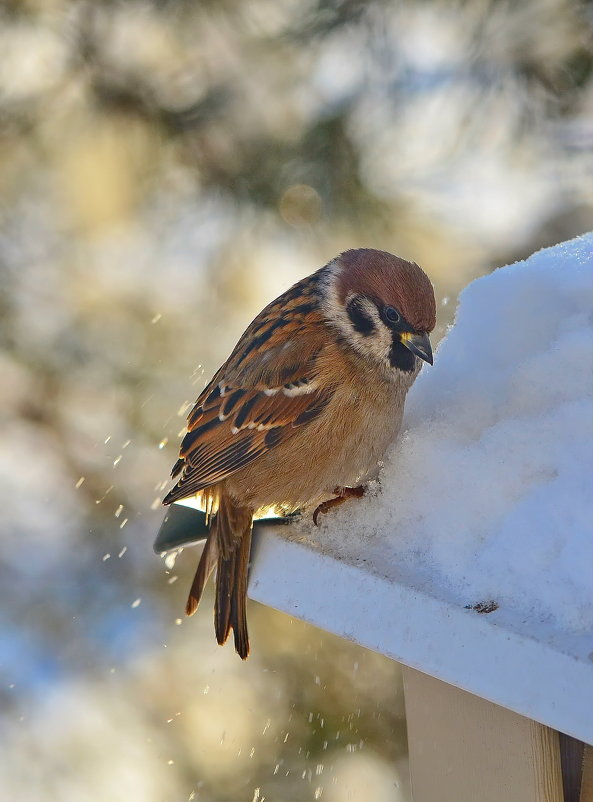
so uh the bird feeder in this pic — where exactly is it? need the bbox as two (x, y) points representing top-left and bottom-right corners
(156, 503), (593, 802)
(156, 234), (593, 802)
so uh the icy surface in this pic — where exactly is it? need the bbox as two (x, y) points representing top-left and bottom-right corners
(316, 233), (593, 633)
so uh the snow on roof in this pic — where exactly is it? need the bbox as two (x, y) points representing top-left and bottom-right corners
(301, 232), (593, 635)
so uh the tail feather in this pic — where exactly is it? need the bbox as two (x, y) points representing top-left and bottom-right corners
(185, 495), (253, 659)
(214, 543), (236, 646)
(229, 526), (252, 659)
(185, 533), (218, 617)
(215, 495), (241, 560)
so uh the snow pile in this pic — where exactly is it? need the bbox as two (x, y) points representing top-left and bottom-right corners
(327, 233), (593, 633)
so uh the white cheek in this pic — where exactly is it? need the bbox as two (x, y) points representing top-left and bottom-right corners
(371, 325), (392, 361)
(322, 278), (389, 363)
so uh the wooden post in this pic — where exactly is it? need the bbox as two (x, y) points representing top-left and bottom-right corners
(581, 745), (593, 802)
(402, 667), (564, 802)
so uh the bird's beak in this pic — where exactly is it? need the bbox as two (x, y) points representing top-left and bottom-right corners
(400, 331), (433, 365)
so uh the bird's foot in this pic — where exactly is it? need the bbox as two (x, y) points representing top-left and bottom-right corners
(313, 486), (365, 526)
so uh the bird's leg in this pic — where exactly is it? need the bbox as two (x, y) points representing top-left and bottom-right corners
(313, 486), (365, 526)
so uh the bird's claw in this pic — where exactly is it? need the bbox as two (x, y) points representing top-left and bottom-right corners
(312, 486), (365, 526)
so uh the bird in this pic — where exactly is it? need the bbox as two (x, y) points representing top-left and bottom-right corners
(163, 248), (436, 658)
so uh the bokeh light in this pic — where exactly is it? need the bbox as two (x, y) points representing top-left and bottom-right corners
(2, 0), (592, 798)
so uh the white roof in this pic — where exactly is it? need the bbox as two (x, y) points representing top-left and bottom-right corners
(249, 234), (593, 744)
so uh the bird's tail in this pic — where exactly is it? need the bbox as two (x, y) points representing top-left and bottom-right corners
(185, 495), (253, 659)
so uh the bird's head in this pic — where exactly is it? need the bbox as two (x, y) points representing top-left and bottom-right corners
(322, 248), (436, 377)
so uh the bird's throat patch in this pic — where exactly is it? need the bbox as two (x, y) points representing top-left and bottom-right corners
(389, 335), (417, 372)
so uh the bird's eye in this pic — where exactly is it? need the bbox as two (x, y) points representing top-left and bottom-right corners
(384, 306), (400, 324)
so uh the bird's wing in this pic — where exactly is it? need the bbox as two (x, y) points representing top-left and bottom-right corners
(163, 281), (334, 504)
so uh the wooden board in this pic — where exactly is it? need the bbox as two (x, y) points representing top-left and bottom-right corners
(402, 667), (564, 802)
(246, 526), (593, 745)
(581, 745), (593, 802)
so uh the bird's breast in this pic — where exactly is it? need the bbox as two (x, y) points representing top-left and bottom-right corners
(226, 361), (414, 513)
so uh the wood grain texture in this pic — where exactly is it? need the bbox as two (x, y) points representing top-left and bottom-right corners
(402, 667), (563, 802)
(559, 732), (585, 802)
(581, 745), (593, 802)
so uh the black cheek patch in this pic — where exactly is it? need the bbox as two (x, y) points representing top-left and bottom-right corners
(389, 338), (417, 372)
(346, 298), (375, 336)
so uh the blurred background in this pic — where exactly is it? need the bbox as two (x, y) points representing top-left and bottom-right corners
(1, 0), (593, 799)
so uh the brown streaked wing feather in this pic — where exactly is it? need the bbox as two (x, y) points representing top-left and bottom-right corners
(163, 298), (333, 504)
(186, 271), (324, 427)
(163, 384), (333, 502)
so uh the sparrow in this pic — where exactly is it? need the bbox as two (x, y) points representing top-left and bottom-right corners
(163, 248), (436, 658)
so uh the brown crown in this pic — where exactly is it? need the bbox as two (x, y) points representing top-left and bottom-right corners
(335, 248), (436, 333)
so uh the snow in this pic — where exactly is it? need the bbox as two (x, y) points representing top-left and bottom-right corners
(313, 232), (593, 634)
